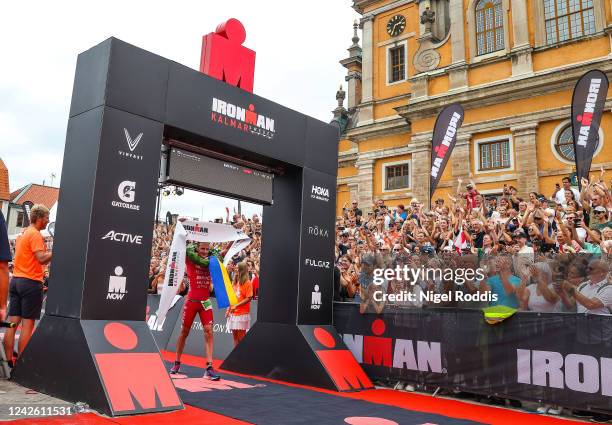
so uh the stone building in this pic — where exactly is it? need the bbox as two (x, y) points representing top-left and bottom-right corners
(334, 0), (612, 214)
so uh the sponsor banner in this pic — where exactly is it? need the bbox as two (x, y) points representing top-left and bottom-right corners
(146, 294), (185, 351)
(429, 104), (464, 200)
(571, 69), (609, 185)
(334, 303), (612, 414)
(156, 220), (251, 325)
(163, 298), (258, 360)
(80, 108), (164, 321)
(297, 168), (336, 325)
(21, 201), (34, 227)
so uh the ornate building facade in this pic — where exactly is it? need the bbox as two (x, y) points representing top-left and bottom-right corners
(334, 0), (612, 214)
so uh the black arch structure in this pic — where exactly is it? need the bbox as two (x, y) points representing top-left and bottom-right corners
(11, 38), (371, 417)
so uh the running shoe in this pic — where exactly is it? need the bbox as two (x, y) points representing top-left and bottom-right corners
(204, 365), (220, 381)
(169, 361), (181, 374)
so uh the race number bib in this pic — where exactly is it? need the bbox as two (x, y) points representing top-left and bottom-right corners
(200, 299), (212, 310)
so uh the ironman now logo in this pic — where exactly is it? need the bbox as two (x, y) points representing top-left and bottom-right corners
(311, 285), (322, 310)
(112, 181), (140, 211)
(107, 266), (128, 300)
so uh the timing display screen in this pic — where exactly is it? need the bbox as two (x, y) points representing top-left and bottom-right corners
(167, 148), (274, 204)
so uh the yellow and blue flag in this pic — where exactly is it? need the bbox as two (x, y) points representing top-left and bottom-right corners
(209, 256), (237, 309)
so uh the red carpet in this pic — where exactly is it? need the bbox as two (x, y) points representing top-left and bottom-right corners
(160, 351), (588, 425)
(8, 352), (589, 425)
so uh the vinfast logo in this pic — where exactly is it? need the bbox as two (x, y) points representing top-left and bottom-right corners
(575, 78), (603, 147)
(311, 285), (322, 310)
(112, 181), (140, 211)
(304, 258), (330, 269)
(343, 319), (444, 374)
(107, 266), (127, 300)
(311, 185), (329, 202)
(211, 97), (275, 140)
(102, 230), (143, 245)
(308, 225), (329, 238)
(517, 349), (612, 396)
(431, 111), (461, 178)
(118, 128), (143, 161)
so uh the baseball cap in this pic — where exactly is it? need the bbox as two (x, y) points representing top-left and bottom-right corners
(513, 229), (527, 239)
(594, 206), (607, 213)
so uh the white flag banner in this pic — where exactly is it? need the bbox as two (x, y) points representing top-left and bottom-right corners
(155, 220), (252, 324)
(156, 221), (187, 326)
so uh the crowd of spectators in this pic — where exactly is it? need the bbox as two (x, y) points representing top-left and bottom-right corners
(334, 171), (612, 315)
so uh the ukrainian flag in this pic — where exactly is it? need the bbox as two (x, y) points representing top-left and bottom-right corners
(209, 256), (238, 309)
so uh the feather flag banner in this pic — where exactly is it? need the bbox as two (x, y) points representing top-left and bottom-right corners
(209, 256), (238, 309)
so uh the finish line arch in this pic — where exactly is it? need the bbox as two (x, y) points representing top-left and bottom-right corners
(10, 37), (372, 417)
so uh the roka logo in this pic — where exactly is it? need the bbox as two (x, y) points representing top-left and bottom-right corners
(102, 230), (143, 245)
(311, 285), (322, 310)
(119, 129), (144, 161)
(311, 185), (330, 202)
(112, 181), (140, 211)
(107, 266), (127, 300)
(211, 98), (275, 140)
(343, 319), (444, 374)
(305, 258), (330, 269)
(308, 225), (329, 238)
(517, 349), (612, 396)
(575, 78), (603, 148)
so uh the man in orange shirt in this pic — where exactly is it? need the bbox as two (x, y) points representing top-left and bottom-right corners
(3, 205), (52, 367)
(0, 209), (11, 322)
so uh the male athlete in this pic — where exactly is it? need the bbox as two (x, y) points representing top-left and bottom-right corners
(170, 241), (231, 380)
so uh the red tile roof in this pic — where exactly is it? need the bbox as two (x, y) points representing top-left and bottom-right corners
(0, 159), (9, 200)
(10, 184), (59, 209)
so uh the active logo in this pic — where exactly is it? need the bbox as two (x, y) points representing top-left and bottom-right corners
(307, 225), (329, 238)
(311, 185), (330, 202)
(211, 97), (275, 140)
(102, 230), (143, 245)
(118, 128), (144, 161)
(575, 78), (603, 148)
(305, 258), (330, 269)
(112, 181), (140, 211)
(311, 285), (322, 310)
(517, 349), (611, 396)
(107, 266), (128, 300)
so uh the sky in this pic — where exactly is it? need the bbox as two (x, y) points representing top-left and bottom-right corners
(0, 0), (359, 221)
